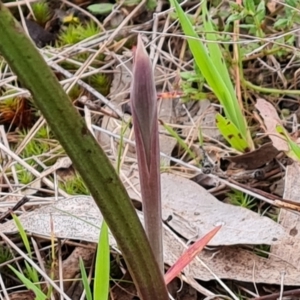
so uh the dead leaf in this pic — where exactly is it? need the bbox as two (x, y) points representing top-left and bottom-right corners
(59, 246), (95, 291)
(225, 142), (279, 170)
(8, 291), (35, 300)
(255, 98), (288, 151)
(1, 195), (299, 285)
(271, 162), (300, 266)
(158, 95), (177, 165)
(2, 173), (288, 246)
(161, 173), (287, 245)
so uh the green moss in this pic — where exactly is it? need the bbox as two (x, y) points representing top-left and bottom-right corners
(59, 173), (89, 195)
(0, 246), (13, 264)
(68, 84), (82, 101)
(15, 164), (35, 184)
(87, 73), (111, 96)
(31, 0), (52, 26)
(58, 21), (101, 46)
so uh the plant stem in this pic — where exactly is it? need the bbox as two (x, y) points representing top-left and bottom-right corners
(0, 4), (168, 299)
(244, 79), (300, 95)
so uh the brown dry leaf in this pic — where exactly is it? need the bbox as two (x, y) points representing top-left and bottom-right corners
(1, 194), (299, 285)
(96, 58), (131, 150)
(255, 98), (288, 151)
(8, 291), (35, 299)
(271, 162), (300, 266)
(60, 246), (95, 292)
(127, 173), (288, 245)
(225, 142), (279, 170)
(160, 173), (287, 246)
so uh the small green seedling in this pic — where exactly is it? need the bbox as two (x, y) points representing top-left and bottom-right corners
(227, 0), (266, 37)
(227, 190), (256, 210)
(59, 173), (89, 195)
(58, 22), (100, 45)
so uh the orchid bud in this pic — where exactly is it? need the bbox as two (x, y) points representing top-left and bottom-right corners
(130, 35), (163, 272)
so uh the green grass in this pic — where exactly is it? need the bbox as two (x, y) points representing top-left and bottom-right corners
(227, 190), (256, 210)
(169, 0), (253, 152)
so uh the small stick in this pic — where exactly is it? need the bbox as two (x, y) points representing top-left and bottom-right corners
(0, 196), (30, 222)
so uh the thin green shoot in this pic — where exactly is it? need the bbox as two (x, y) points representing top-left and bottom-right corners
(79, 258), (93, 300)
(12, 214), (32, 256)
(12, 214), (40, 288)
(94, 221), (110, 300)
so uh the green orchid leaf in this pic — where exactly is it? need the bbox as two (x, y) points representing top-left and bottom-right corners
(216, 113), (250, 152)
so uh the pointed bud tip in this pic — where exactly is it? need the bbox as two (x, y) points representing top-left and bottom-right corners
(134, 35), (149, 65)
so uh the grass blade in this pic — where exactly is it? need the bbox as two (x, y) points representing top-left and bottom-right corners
(12, 214), (31, 256)
(12, 214), (41, 288)
(79, 258), (93, 300)
(8, 265), (47, 300)
(94, 221), (110, 300)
